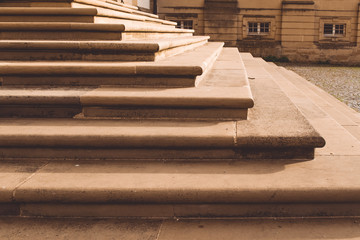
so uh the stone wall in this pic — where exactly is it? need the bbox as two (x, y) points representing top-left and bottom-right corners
(157, 0), (360, 64)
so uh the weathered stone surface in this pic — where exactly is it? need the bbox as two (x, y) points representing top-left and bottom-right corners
(0, 217), (162, 240)
(2, 1), (357, 230)
(80, 47), (253, 120)
(0, 42), (223, 87)
(0, 161), (45, 202)
(158, 0), (360, 64)
(0, 36), (209, 61)
(0, 54), (324, 160)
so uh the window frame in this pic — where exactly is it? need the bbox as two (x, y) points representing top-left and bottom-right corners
(242, 16), (276, 40)
(319, 18), (351, 42)
(247, 22), (271, 35)
(323, 23), (346, 37)
(175, 20), (194, 30)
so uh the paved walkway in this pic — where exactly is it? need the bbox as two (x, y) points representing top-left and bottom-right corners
(278, 63), (360, 112)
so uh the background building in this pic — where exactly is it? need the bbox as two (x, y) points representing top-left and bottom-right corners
(156, 0), (360, 64)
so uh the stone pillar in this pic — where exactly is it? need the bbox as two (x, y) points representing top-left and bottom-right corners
(281, 0), (316, 61)
(204, 0), (238, 47)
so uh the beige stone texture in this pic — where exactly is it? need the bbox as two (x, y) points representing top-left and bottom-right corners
(0, 36), (209, 61)
(0, 54), (323, 160)
(0, 217), (162, 240)
(80, 47), (253, 120)
(81, 87), (253, 109)
(0, 161), (45, 202)
(157, 0), (360, 63)
(0, 4), (359, 238)
(82, 107), (248, 120)
(0, 54), (356, 221)
(1, 217), (360, 240)
(0, 119), (235, 148)
(1, 75), (198, 88)
(9, 153), (360, 204)
(0, 42), (223, 87)
(158, 219), (360, 240)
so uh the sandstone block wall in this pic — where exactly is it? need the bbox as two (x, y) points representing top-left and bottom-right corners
(157, 0), (360, 64)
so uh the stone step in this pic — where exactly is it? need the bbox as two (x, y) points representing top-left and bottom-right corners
(0, 53), (325, 160)
(0, 7), (98, 23)
(1, 156), (359, 218)
(0, 55), (356, 221)
(0, 87), (252, 120)
(0, 0), (155, 20)
(0, 87), (91, 118)
(0, 0), (136, 10)
(0, 47), (253, 120)
(0, 37), (209, 61)
(69, 0), (173, 26)
(0, 22), (193, 41)
(277, 66), (360, 125)
(255, 60), (360, 131)
(0, 0), (160, 20)
(0, 5), (174, 26)
(0, 104), (324, 160)
(80, 87), (252, 120)
(1, 217), (360, 239)
(0, 42), (223, 87)
(273, 65), (360, 142)
(242, 54), (360, 159)
(80, 47), (253, 120)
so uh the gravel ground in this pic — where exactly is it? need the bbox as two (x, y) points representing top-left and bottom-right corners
(277, 63), (360, 112)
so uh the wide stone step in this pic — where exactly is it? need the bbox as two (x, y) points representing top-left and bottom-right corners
(0, 22), (193, 41)
(80, 87), (253, 120)
(267, 64), (360, 143)
(0, 6), (175, 26)
(0, 217), (359, 239)
(0, 115), (324, 161)
(0, 47), (253, 120)
(0, 0), (136, 10)
(277, 66), (360, 126)
(0, 53), (325, 160)
(0, 87), (91, 118)
(0, 87), (252, 120)
(70, 0), (174, 26)
(80, 47), (253, 120)
(0, 36), (209, 61)
(0, 0), (159, 21)
(0, 7), (97, 23)
(0, 42), (223, 87)
(1, 157), (359, 218)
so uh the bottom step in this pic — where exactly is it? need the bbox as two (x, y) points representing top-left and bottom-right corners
(1, 217), (359, 240)
(1, 155), (359, 218)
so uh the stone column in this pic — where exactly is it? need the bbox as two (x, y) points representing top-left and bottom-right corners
(204, 0), (239, 47)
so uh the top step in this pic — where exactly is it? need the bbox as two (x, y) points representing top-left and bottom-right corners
(0, 0), (137, 11)
(0, 0), (167, 24)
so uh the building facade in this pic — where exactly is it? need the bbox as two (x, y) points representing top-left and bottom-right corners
(156, 0), (360, 64)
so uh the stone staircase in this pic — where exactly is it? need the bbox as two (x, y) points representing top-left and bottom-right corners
(1, 0), (358, 236)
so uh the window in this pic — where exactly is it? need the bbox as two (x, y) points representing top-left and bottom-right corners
(324, 24), (346, 36)
(175, 20), (193, 29)
(243, 17), (276, 40)
(319, 18), (350, 42)
(248, 22), (270, 35)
